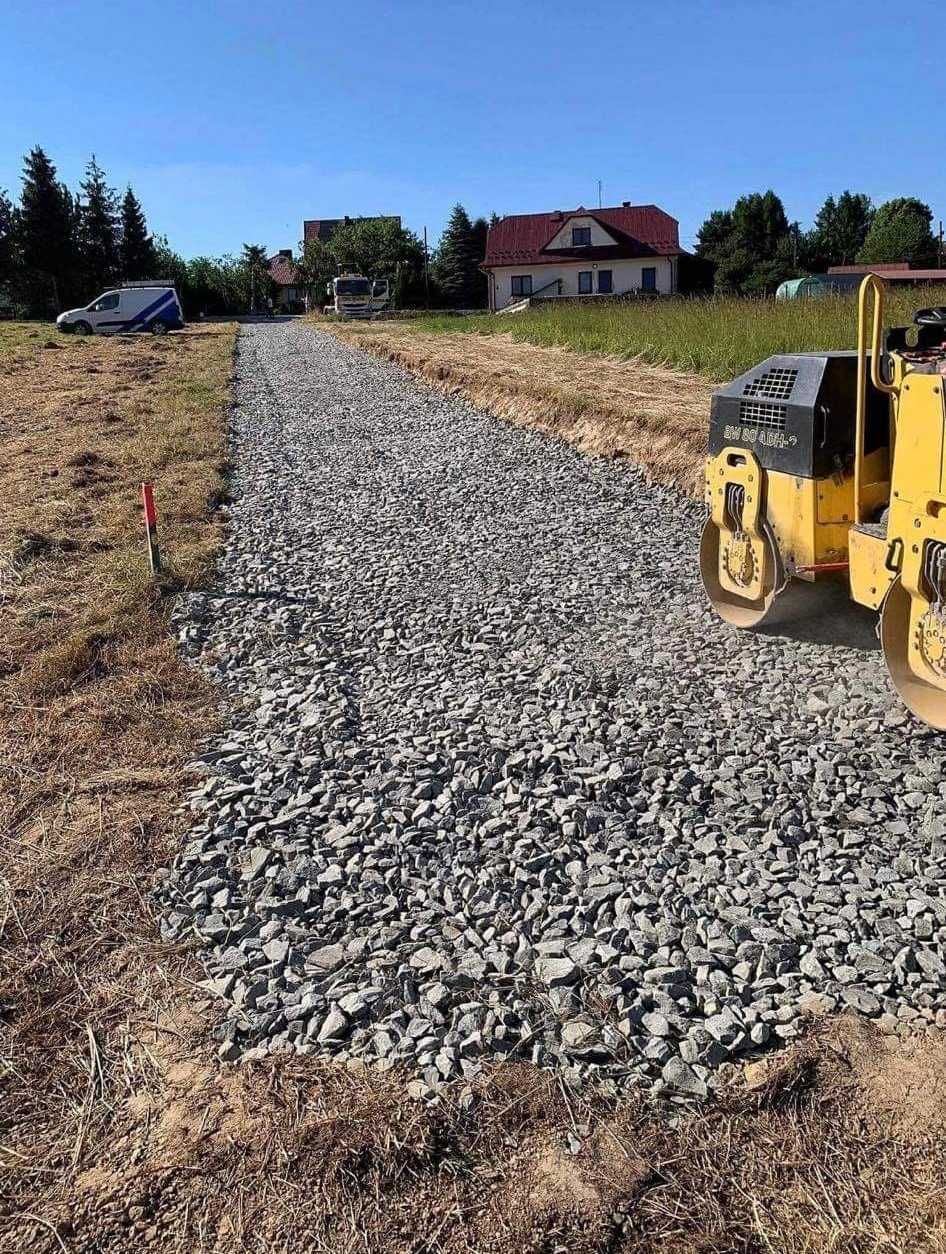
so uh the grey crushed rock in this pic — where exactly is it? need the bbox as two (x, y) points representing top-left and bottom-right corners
(158, 323), (946, 1098)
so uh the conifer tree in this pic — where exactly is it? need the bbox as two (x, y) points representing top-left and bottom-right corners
(119, 186), (156, 280)
(78, 155), (120, 294)
(808, 191), (873, 269)
(18, 145), (76, 309)
(433, 203), (481, 307)
(0, 189), (16, 293)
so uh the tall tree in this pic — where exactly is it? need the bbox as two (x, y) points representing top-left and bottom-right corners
(470, 214), (491, 307)
(433, 203), (482, 307)
(241, 242), (272, 311)
(296, 236), (337, 310)
(18, 145), (76, 310)
(0, 189), (17, 294)
(857, 197), (937, 267)
(119, 186), (156, 280)
(807, 191), (874, 269)
(695, 191), (793, 294)
(77, 155), (120, 295)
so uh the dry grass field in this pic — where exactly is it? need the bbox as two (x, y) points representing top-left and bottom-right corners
(4, 318), (946, 1253)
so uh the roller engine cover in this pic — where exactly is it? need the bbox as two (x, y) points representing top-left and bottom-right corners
(709, 352), (888, 480)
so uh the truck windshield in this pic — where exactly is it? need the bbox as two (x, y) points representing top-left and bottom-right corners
(335, 279), (370, 296)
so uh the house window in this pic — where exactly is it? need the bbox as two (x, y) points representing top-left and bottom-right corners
(572, 226), (591, 246)
(578, 271), (593, 295)
(510, 275), (532, 297)
(598, 270), (613, 294)
(641, 266), (657, 291)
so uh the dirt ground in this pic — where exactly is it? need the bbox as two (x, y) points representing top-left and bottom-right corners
(323, 319), (714, 494)
(4, 320), (946, 1253)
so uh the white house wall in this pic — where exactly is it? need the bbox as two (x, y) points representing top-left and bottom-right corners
(490, 257), (675, 309)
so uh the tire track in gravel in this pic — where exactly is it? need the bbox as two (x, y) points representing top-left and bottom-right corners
(159, 322), (946, 1100)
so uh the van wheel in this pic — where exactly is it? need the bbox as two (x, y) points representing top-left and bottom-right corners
(150, 319), (168, 336)
(73, 321), (93, 336)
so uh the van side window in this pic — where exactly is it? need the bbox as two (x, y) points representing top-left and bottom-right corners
(92, 292), (120, 311)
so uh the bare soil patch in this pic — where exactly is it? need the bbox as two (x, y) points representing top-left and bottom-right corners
(3, 321), (946, 1253)
(322, 319), (714, 494)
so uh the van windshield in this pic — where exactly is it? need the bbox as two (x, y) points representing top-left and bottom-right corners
(89, 292), (120, 311)
(336, 279), (370, 296)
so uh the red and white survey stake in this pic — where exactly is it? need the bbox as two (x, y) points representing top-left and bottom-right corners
(141, 482), (162, 575)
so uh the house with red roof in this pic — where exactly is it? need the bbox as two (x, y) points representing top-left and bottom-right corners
(268, 249), (306, 311)
(482, 202), (682, 311)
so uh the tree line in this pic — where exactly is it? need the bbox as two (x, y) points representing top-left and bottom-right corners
(695, 190), (940, 294)
(0, 145), (498, 316)
(0, 146), (299, 318)
(0, 146), (158, 316)
(4, 143), (940, 315)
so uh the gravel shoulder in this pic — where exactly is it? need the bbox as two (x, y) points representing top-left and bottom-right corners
(160, 322), (946, 1105)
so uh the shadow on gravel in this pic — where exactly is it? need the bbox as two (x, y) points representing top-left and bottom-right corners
(756, 576), (880, 653)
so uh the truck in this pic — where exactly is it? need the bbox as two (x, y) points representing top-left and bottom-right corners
(325, 274), (391, 319)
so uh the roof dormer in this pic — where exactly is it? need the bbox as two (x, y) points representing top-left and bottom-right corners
(542, 214), (621, 252)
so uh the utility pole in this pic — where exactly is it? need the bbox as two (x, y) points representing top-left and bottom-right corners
(597, 179), (602, 209)
(939, 219), (943, 269)
(423, 226), (430, 309)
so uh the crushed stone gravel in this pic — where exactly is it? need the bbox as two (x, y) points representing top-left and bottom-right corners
(158, 323), (946, 1100)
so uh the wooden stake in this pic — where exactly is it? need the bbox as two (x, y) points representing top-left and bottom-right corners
(141, 482), (161, 574)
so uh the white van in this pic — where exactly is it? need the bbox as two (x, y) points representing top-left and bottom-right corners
(56, 282), (185, 336)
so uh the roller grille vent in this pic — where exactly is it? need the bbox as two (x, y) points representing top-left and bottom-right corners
(738, 400), (786, 432)
(743, 367), (798, 401)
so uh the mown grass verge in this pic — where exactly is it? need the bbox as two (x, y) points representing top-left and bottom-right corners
(407, 286), (946, 381)
(0, 321), (236, 1245)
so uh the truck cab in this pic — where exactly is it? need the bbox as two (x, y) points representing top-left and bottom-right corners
(326, 274), (391, 319)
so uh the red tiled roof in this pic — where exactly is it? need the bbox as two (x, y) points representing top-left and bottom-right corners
(268, 254), (299, 286)
(483, 204), (680, 268)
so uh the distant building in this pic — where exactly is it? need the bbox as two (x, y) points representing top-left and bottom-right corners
(481, 203), (682, 311)
(303, 214), (401, 246)
(267, 249), (305, 311)
(826, 262), (946, 284)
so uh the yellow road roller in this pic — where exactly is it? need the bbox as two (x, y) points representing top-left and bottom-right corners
(700, 274), (946, 728)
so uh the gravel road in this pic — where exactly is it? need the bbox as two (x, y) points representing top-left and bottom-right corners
(160, 323), (946, 1100)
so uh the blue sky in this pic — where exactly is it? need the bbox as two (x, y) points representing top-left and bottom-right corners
(1, 1), (941, 258)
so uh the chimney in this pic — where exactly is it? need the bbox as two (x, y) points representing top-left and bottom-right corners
(622, 200), (631, 207)
(279, 248), (292, 258)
